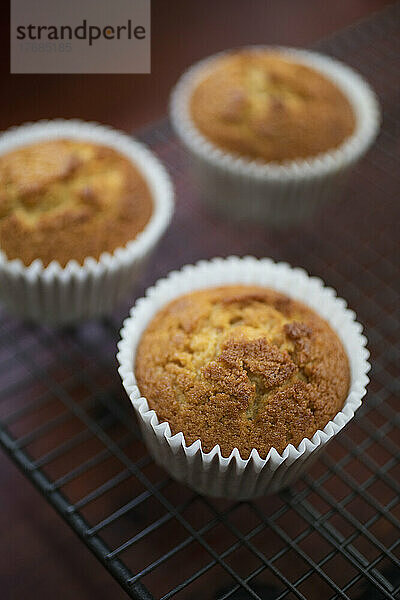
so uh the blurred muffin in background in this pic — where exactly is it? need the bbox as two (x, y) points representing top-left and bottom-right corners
(190, 51), (356, 163)
(0, 138), (153, 267)
(170, 46), (380, 227)
(0, 120), (174, 324)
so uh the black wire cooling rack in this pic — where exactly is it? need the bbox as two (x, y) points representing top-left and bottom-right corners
(1, 4), (399, 599)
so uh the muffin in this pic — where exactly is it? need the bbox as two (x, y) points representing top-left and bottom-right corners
(170, 47), (380, 226)
(135, 285), (350, 459)
(0, 138), (153, 267)
(118, 257), (369, 498)
(190, 51), (356, 163)
(0, 120), (174, 325)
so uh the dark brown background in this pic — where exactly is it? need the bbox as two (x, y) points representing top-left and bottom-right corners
(0, 0), (392, 132)
(0, 1), (393, 599)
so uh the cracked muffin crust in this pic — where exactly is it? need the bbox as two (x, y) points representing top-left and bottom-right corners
(0, 139), (153, 266)
(135, 285), (350, 459)
(190, 51), (356, 163)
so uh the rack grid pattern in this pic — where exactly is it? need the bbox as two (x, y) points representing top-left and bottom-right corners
(0, 4), (399, 599)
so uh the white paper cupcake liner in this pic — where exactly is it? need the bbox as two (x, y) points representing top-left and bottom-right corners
(170, 46), (380, 227)
(0, 119), (174, 325)
(117, 256), (370, 499)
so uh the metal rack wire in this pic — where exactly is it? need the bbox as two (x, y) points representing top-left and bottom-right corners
(0, 4), (399, 599)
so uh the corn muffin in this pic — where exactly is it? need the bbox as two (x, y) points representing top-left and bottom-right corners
(0, 139), (153, 267)
(190, 51), (356, 163)
(135, 285), (350, 459)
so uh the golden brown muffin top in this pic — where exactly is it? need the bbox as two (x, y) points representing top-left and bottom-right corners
(135, 285), (350, 459)
(190, 51), (356, 163)
(0, 139), (153, 267)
